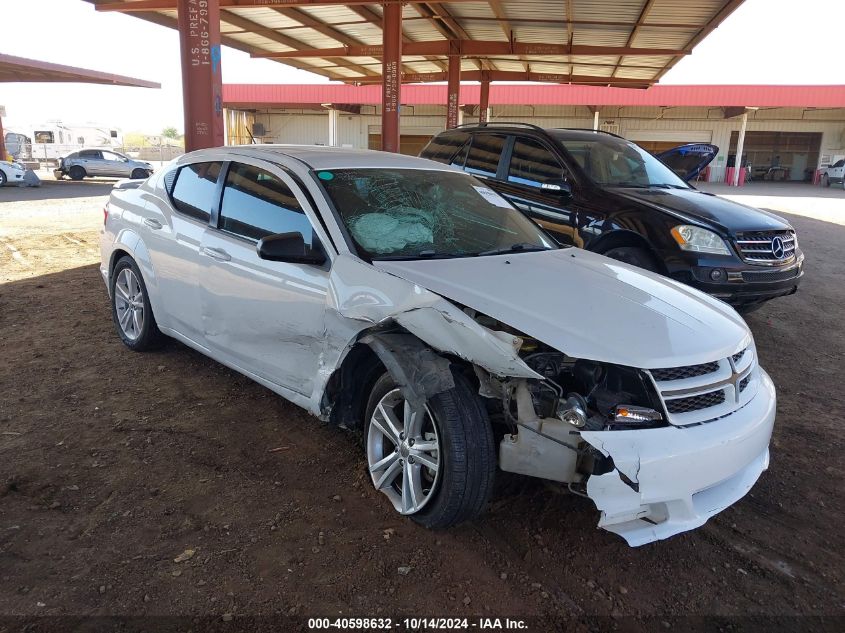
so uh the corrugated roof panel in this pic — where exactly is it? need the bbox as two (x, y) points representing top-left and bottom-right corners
(647, 0), (722, 24)
(572, 0), (647, 22)
(444, 2), (497, 19)
(572, 65), (615, 77)
(401, 19), (447, 43)
(460, 24), (510, 41)
(331, 24), (384, 46)
(512, 26), (570, 44)
(225, 8), (301, 30)
(298, 5), (365, 25)
(281, 27), (343, 48)
(614, 67), (660, 79)
(572, 26), (632, 47)
(632, 28), (697, 49)
(223, 33), (292, 53)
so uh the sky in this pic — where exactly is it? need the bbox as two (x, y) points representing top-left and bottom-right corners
(1, 0), (844, 135)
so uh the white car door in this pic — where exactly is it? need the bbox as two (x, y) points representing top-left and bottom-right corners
(198, 159), (330, 396)
(144, 160), (224, 344)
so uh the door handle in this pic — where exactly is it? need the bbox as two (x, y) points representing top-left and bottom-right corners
(201, 246), (231, 262)
(143, 218), (163, 230)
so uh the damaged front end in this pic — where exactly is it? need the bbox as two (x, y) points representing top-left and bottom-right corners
(464, 312), (777, 546)
(323, 255), (775, 546)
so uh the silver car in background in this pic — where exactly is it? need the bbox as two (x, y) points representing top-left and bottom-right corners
(55, 148), (153, 181)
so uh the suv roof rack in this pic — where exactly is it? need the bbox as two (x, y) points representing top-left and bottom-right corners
(453, 121), (546, 132)
(551, 126), (627, 140)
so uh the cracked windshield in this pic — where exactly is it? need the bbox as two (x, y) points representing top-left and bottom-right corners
(317, 169), (556, 260)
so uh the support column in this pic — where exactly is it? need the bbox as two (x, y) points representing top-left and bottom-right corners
(593, 109), (600, 131)
(328, 108), (339, 146)
(479, 75), (491, 124)
(0, 110), (6, 161)
(381, 2), (402, 153)
(446, 49), (461, 129)
(732, 110), (748, 186)
(178, 0), (224, 152)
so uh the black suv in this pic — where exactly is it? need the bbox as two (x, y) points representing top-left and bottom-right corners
(421, 123), (803, 311)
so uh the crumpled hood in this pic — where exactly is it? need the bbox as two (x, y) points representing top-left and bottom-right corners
(374, 248), (750, 369)
(611, 187), (792, 234)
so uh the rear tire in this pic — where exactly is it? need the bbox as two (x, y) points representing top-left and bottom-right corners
(0, 171), (6, 187)
(110, 257), (162, 351)
(365, 369), (495, 529)
(822, 174), (830, 187)
(603, 245), (659, 272)
(69, 166), (86, 181)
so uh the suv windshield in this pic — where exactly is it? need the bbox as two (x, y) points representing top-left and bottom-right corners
(551, 131), (691, 189)
(317, 168), (556, 260)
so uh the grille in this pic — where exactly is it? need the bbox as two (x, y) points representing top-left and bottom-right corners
(731, 348), (746, 365)
(735, 230), (796, 264)
(739, 375), (751, 393)
(651, 362), (719, 382)
(666, 390), (726, 414)
(742, 267), (800, 283)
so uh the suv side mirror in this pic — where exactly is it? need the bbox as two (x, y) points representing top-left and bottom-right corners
(257, 231), (326, 266)
(541, 181), (572, 199)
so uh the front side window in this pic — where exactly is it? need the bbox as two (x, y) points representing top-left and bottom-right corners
(318, 168), (555, 260)
(464, 134), (506, 178)
(422, 131), (470, 164)
(171, 161), (223, 222)
(507, 137), (565, 188)
(552, 131), (690, 189)
(219, 163), (314, 242)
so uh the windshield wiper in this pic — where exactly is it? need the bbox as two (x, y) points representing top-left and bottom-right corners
(476, 243), (553, 257)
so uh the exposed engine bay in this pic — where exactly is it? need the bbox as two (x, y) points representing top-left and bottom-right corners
(465, 308), (668, 486)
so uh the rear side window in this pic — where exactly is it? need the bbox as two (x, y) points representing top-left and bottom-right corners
(219, 162), (314, 242)
(79, 150), (103, 159)
(171, 162), (223, 223)
(507, 137), (564, 188)
(464, 134), (506, 178)
(421, 132), (470, 164)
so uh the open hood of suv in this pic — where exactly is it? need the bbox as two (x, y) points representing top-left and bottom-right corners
(374, 248), (749, 369)
(657, 143), (718, 181)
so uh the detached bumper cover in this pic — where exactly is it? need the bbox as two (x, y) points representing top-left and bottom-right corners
(581, 369), (776, 546)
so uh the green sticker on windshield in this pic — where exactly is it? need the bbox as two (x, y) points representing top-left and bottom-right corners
(318, 171), (334, 181)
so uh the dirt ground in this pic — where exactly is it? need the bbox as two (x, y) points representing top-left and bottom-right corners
(1, 179), (844, 631)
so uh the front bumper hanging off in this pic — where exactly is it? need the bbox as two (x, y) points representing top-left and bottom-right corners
(580, 369), (776, 546)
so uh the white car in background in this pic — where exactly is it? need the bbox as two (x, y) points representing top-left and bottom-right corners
(821, 158), (845, 188)
(99, 146), (777, 546)
(0, 160), (26, 187)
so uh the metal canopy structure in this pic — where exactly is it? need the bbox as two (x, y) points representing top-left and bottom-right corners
(0, 53), (160, 161)
(86, 0), (746, 151)
(0, 53), (161, 87)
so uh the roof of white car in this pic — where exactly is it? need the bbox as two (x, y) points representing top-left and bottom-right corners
(180, 145), (455, 171)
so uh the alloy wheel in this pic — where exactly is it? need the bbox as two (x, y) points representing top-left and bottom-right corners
(367, 388), (441, 515)
(114, 268), (145, 341)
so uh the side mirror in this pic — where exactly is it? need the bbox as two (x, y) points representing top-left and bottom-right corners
(541, 181), (573, 199)
(257, 231), (326, 266)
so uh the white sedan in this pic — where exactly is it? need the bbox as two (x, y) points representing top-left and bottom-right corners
(0, 160), (26, 186)
(99, 146), (776, 546)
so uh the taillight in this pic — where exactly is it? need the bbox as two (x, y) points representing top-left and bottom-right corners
(103, 205), (109, 226)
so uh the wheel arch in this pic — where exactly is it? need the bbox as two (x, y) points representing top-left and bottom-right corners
(587, 229), (667, 273)
(107, 232), (164, 326)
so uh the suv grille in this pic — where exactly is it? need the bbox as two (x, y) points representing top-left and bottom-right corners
(650, 362), (719, 382)
(666, 390), (726, 414)
(742, 267), (800, 283)
(735, 230), (796, 265)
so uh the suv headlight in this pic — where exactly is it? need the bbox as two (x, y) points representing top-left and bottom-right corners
(671, 225), (730, 255)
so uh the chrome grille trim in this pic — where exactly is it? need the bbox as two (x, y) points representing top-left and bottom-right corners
(646, 345), (758, 426)
(735, 230), (796, 265)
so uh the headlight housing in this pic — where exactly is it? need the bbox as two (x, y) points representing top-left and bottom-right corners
(671, 225), (730, 255)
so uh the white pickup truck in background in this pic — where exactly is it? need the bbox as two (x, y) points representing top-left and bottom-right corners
(821, 158), (845, 187)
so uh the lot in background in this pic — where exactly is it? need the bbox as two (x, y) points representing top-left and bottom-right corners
(0, 181), (843, 623)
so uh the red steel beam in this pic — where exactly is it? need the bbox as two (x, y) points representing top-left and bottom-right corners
(98, 0), (483, 11)
(479, 73), (491, 123)
(252, 40), (687, 59)
(446, 49), (461, 129)
(381, 2), (402, 153)
(178, 0), (225, 151)
(351, 70), (652, 86)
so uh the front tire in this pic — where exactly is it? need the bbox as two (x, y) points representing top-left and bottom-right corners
(0, 170), (6, 187)
(603, 245), (659, 272)
(69, 166), (86, 181)
(110, 257), (162, 351)
(365, 370), (495, 529)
